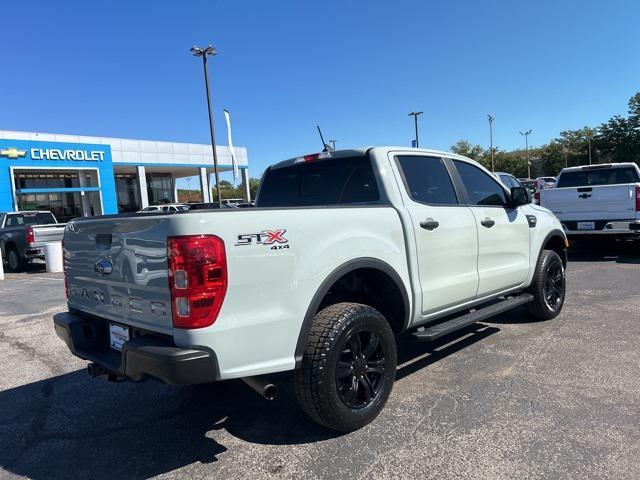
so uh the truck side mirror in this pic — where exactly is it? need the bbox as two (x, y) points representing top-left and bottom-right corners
(509, 186), (530, 207)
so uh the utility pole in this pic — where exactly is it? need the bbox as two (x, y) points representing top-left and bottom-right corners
(586, 132), (593, 165)
(487, 114), (495, 172)
(191, 44), (223, 208)
(520, 129), (532, 179)
(408, 111), (423, 148)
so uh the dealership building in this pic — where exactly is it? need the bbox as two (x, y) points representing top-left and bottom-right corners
(0, 130), (249, 222)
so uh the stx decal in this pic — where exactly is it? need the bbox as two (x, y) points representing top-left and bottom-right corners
(236, 229), (289, 247)
(262, 229), (287, 244)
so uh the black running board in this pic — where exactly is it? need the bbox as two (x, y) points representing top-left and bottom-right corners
(412, 294), (534, 342)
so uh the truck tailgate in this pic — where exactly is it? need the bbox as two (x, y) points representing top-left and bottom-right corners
(33, 224), (66, 244)
(542, 184), (637, 220)
(64, 216), (173, 334)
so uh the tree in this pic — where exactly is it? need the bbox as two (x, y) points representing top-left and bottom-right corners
(494, 149), (529, 178)
(215, 180), (233, 189)
(450, 140), (484, 160)
(211, 177), (262, 201)
(248, 177), (260, 198)
(595, 93), (640, 164)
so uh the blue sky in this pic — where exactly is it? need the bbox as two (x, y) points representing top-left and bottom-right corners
(1, 0), (638, 185)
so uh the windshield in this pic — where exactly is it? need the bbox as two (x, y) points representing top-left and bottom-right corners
(556, 167), (639, 188)
(6, 212), (56, 226)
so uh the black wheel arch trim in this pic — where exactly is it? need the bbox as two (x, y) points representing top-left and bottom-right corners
(294, 257), (410, 368)
(539, 229), (568, 267)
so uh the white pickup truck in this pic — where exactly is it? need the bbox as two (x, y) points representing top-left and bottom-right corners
(541, 163), (640, 238)
(54, 147), (568, 431)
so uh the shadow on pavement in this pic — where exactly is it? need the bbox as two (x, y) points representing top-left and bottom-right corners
(396, 324), (500, 380)
(0, 325), (502, 479)
(567, 238), (640, 264)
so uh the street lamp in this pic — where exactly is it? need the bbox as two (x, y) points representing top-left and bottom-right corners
(408, 111), (423, 148)
(191, 44), (223, 208)
(329, 139), (337, 150)
(520, 129), (532, 179)
(487, 114), (495, 172)
(585, 131), (593, 165)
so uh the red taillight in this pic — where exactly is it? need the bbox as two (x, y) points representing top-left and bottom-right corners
(294, 151), (332, 164)
(167, 235), (227, 329)
(635, 185), (640, 211)
(25, 226), (35, 244)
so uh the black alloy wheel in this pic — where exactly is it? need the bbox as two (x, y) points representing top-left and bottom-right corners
(543, 260), (565, 311)
(295, 302), (397, 432)
(525, 249), (566, 320)
(336, 329), (386, 409)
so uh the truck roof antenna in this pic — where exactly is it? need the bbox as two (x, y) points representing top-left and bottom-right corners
(316, 125), (334, 152)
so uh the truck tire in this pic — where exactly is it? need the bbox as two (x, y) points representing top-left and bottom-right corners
(295, 302), (397, 432)
(525, 249), (566, 321)
(6, 247), (25, 273)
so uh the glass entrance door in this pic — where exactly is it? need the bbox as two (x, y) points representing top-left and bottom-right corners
(13, 169), (103, 222)
(16, 192), (82, 223)
(146, 174), (175, 205)
(115, 173), (141, 212)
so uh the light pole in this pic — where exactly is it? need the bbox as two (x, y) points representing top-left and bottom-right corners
(329, 139), (337, 150)
(408, 111), (423, 148)
(191, 44), (223, 208)
(520, 129), (532, 179)
(585, 132), (593, 165)
(487, 114), (495, 172)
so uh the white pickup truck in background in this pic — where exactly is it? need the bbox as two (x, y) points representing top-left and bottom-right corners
(541, 163), (640, 239)
(54, 147), (568, 432)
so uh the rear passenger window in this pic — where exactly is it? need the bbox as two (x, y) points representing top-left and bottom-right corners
(396, 156), (458, 205)
(257, 156), (380, 207)
(454, 160), (507, 206)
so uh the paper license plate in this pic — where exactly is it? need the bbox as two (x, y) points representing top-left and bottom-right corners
(109, 323), (130, 351)
(577, 221), (595, 230)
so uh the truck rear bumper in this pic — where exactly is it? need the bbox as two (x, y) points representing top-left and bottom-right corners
(23, 246), (44, 259)
(53, 311), (219, 385)
(562, 220), (640, 237)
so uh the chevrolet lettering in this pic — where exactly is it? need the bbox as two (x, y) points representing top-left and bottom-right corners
(30, 148), (105, 161)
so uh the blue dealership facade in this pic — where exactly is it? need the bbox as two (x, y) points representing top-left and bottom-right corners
(0, 130), (249, 222)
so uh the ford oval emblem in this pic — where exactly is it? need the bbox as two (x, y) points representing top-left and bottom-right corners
(94, 258), (113, 276)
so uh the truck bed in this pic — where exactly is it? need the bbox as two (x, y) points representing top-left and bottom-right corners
(63, 206), (409, 378)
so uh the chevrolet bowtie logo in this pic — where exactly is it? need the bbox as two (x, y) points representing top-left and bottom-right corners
(0, 147), (27, 159)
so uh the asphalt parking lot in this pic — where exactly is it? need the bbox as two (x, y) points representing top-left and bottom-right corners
(1, 242), (639, 480)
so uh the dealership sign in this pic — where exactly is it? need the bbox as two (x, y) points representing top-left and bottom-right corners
(0, 146), (105, 161)
(31, 148), (105, 161)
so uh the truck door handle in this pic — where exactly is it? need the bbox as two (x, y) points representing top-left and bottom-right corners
(480, 218), (495, 228)
(420, 219), (439, 230)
